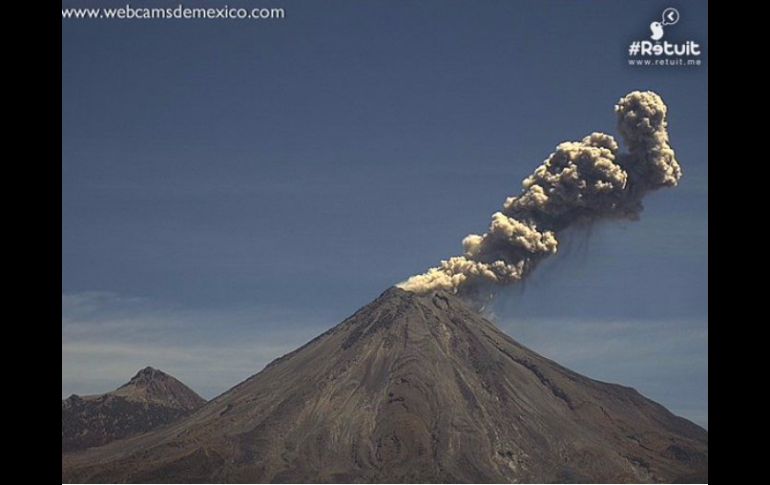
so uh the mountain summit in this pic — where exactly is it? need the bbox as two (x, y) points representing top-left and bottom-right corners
(111, 366), (207, 410)
(63, 288), (707, 483)
(62, 367), (206, 452)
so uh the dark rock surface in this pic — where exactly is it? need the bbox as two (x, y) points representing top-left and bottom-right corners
(63, 288), (707, 483)
(62, 367), (206, 453)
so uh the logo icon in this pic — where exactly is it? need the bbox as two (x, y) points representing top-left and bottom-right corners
(649, 7), (679, 40)
(627, 6), (700, 67)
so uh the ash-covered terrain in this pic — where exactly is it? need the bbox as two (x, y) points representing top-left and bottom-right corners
(63, 288), (706, 483)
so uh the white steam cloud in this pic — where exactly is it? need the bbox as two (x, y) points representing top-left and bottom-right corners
(398, 91), (682, 295)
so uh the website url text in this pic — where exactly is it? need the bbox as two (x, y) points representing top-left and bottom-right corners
(62, 4), (286, 21)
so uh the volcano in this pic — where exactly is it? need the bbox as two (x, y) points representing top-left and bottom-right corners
(62, 367), (206, 452)
(62, 288), (707, 483)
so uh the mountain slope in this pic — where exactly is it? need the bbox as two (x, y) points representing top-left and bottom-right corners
(62, 367), (207, 453)
(62, 288), (707, 483)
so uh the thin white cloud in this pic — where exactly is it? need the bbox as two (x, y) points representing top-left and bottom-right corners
(62, 292), (707, 429)
(62, 291), (333, 400)
(62, 340), (300, 399)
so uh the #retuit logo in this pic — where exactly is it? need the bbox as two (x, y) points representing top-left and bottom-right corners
(628, 7), (703, 67)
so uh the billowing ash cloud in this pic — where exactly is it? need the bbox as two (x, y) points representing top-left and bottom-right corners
(398, 91), (681, 295)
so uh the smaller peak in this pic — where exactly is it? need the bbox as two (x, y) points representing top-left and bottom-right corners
(62, 394), (84, 409)
(130, 366), (166, 382)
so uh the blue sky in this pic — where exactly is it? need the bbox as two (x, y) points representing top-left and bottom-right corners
(62, 1), (708, 428)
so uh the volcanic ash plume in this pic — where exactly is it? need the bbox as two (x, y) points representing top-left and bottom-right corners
(398, 91), (682, 295)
